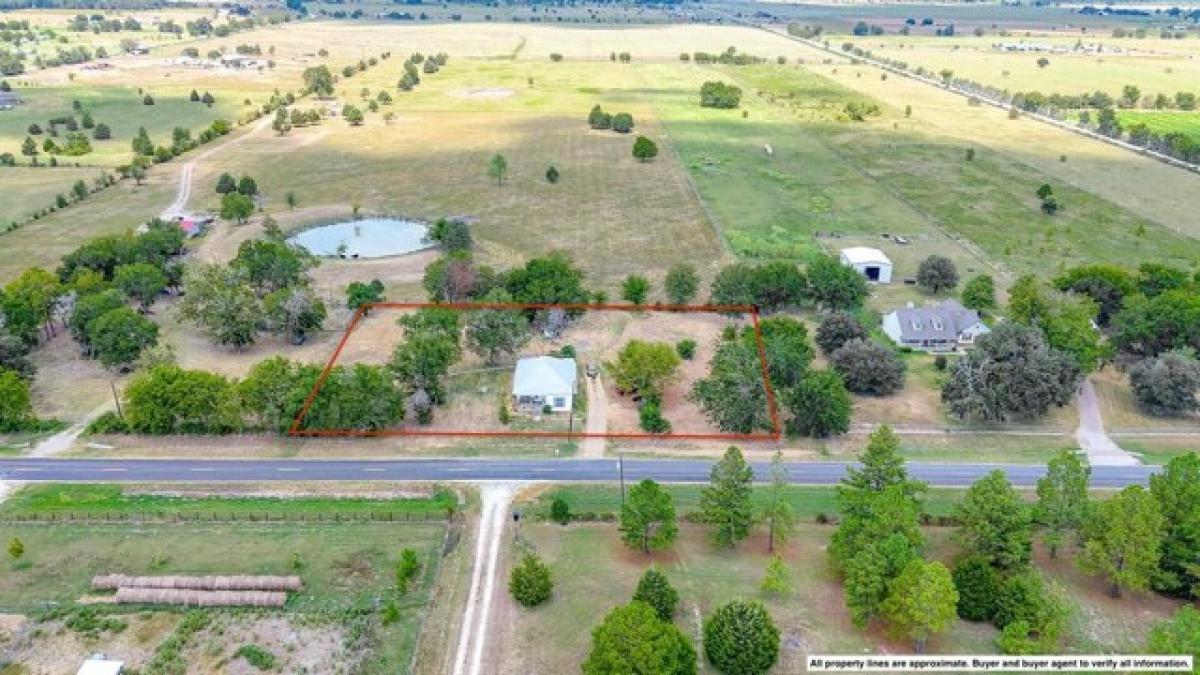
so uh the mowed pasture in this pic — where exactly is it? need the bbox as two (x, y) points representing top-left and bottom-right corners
(0, 165), (107, 225)
(500, 519), (1182, 673)
(842, 35), (1200, 98)
(1119, 109), (1200, 142)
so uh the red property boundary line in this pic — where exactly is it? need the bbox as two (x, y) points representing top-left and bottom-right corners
(287, 301), (782, 441)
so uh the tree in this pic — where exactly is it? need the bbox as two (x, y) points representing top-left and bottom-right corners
(582, 602), (696, 675)
(750, 316), (814, 388)
(1036, 183), (1054, 200)
(633, 566), (678, 621)
(760, 450), (797, 553)
(87, 307), (159, 369)
(215, 172), (237, 194)
(236, 175), (258, 197)
(1146, 606), (1200, 664)
(346, 279), (385, 311)
(178, 264), (262, 349)
(0, 326), (33, 379)
(264, 286), (326, 345)
(114, 262), (166, 310)
(609, 340), (681, 399)
(509, 552), (553, 607)
(664, 263), (699, 305)
(611, 112), (634, 133)
(992, 568), (1068, 646)
(93, 123), (111, 140)
(917, 256), (959, 293)
(815, 312), (867, 354)
(1035, 450), (1091, 558)
(390, 310), (462, 403)
(1010, 280), (1108, 373)
(232, 239), (311, 293)
(955, 470), (1033, 570)
(783, 369), (851, 438)
(619, 479), (678, 554)
(961, 274), (996, 311)
(703, 600), (779, 674)
(632, 136), (658, 161)
(7, 537), (23, 560)
(761, 555), (792, 597)
(841, 425), (921, 496)
(942, 323), (1080, 423)
(1054, 264), (1135, 326)
(709, 262), (806, 312)
(21, 136), (38, 163)
(690, 341), (773, 434)
(396, 548), (421, 593)
(622, 275), (650, 305)
(504, 252), (589, 306)
(1149, 453), (1200, 599)
(272, 108), (291, 135)
(1112, 290), (1200, 358)
(1129, 350), (1200, 417)
(699, 446), (755, 548)
(698, 81), (743, 109)
(545, 165), (559, 183)
(487, 153), (508, 186)
(342, 104), (364, 126)
(0, 369), (34, 432)
(302, 65), (334, 97)
(123, 364), (241, 434)
(465, 289), (529, 364)
(220, 192), (255, 224)
(1080, 484), (1164, 598)
(807, 254), (868, 311)
(880, 559), (959, 653)
(952, 556), (1001, 622)
(829, 339), (906, 395)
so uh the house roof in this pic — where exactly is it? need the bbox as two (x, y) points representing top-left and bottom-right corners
(840, 246), (892, 266)
(77, 656), (124, 675)
(0, 92), (22, 104)
(886, 299), (987, 341)
(512, 357), (576, 397)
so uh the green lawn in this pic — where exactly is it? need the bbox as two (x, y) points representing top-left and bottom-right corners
(0, 166), (107, 226)
(1118, 110), (1200, 143)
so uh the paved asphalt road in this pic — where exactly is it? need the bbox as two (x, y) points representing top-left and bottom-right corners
(0, 459), (1158, 488)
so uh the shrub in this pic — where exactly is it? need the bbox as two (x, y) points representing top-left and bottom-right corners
(509, 552), (553, 607)
(1129, 350), (1200, 417)
(611, 112), (634, 133)
(952, 556), (1001, 621)
(632, 566), (679, 621)
(551, 496), (571, 525)
(815, 312), (866, 354)
(545, 165), (559, 183)
(676, 339), (697, 360)
(829, 339), (906, 395)
(639, 398), (671, 434)
(86, 411), (129, 434)
(699, 80), (742, 109)
(234, 644), (278, 671)
(703, 600), (779, 674)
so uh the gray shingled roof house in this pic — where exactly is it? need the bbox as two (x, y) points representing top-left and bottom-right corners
(881, 299), (990, 352)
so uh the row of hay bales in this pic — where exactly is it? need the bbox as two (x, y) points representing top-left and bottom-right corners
(93, 575), (302, 607)
(113, 587), (287, 607)
(93, 574), (302, 592)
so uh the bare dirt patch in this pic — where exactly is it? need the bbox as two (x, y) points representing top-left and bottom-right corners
(2, 611), (179, 673)
(184, 614), (344, 675)
(453, 87), (516, 100)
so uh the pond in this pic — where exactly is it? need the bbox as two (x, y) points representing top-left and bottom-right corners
(287, 218), (433, 259)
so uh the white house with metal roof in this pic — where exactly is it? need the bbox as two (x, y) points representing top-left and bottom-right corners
(839, 247), (893, 284)
(882, 299), (989, 352)
(512, 356), (577, 412)
(77, 654), (124, 675)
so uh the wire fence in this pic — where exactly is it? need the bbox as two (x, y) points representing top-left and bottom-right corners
(0, 510), (452, 525)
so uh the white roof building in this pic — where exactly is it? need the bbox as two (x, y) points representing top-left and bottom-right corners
(839, 246), (893, 284)
(77, 655), (124, 675)
(512, 356), (577, 412)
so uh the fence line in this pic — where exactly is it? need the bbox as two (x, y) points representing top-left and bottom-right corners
(0, 510), (451, 525)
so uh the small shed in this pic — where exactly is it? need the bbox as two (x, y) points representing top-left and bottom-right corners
(512, 356), (577, 413)
(839, 246), (893, 284)
(77, 654), (124, 675)
(177, 212), (215, 238)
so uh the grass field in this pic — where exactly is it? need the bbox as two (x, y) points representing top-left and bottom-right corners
(1118, 110), (1200, 142)
(0, 484), (455, 671)
(0, 166), (107, 225)
(842, 35), (1200, 100)
(502, 520), (1181, 672)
